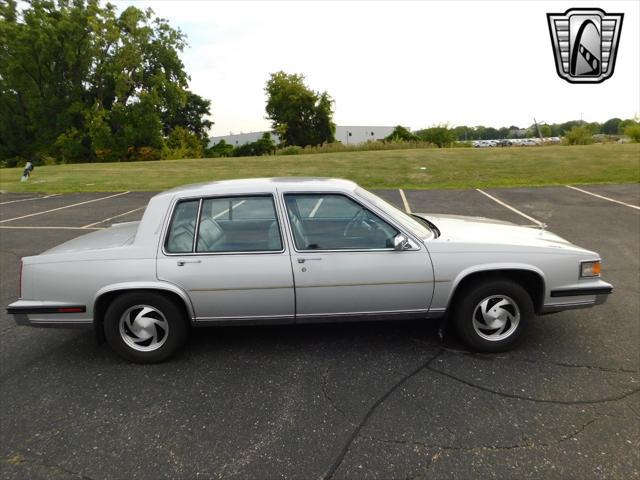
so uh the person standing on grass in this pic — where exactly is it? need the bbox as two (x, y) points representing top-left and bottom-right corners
(21, 161), (34, 182)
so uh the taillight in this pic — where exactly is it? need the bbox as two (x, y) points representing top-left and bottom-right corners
(19, 261), (22, 298)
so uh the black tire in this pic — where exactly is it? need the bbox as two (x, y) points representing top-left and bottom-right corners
(104, 291), (188, 363)
(451, 279), (533, 352)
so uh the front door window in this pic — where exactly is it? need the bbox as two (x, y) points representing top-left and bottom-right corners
(284, 193), (398, 250)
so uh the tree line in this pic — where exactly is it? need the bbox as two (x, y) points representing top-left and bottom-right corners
(447, 118), (639, 142)
(0, 0), (211, 167)
(207, 116), (640, 159)
(1, 1), (637, 166)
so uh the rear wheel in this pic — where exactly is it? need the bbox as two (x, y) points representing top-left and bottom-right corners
(104, 291), (188, 363)
(451, 280), (532, 352)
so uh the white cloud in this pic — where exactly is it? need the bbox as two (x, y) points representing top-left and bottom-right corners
(111, 1), (640, 135)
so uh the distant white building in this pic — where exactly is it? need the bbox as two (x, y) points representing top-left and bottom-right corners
(209, 125), (397, 147)
(333, 126), (396, 144)
(209, 131), (270, 147)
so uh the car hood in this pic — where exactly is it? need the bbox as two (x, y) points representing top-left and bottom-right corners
(43, 221), (140, 254)
(414, 213), (587, 252)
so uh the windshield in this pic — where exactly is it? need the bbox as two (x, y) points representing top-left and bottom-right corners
(355, 187), (434, 240)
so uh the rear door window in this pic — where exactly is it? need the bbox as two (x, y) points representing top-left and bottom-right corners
(197, 196), (282, 252)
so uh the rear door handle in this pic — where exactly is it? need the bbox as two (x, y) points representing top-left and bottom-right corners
(297, 257), (322, 264)
(177, 259), (202, 266)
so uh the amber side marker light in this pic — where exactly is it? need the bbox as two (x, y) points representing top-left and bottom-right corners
(580, 260), (602, 277)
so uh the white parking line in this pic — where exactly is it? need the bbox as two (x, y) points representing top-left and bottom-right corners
(0, 194), (60, 206)
(0, 226), (104, 230)
(212, 199), (246, 219)
(0, 191), (130, 223)
(309, 198), (324, 217)
(566, 185), (640, 211)
(399, 189), (412, 213)
(82, 206), (145, 228)
(0, 196), (40, 205)
(475, 189), (545, 227)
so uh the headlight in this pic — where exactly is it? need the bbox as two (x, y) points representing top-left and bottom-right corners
(580, 260), (601, 278)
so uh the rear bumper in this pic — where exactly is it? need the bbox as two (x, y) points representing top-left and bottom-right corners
(7, 300), (92, 328)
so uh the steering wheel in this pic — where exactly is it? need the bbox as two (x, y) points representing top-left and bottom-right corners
(343, 209), (375, 237)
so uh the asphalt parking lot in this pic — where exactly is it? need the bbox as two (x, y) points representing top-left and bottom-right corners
(1, 184), (638, 479)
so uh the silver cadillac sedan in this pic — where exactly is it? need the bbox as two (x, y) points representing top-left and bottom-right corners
(7, 178), (612, 363)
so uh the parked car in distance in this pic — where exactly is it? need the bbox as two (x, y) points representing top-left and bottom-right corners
(473, 140), (496, 148)
(7, 178), (613, 363)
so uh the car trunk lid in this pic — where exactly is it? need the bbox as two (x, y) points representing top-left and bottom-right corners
(42, 221), (140, 254)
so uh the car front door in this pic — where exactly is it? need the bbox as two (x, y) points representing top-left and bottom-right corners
(282, 192), (434, 322)
(157, 194), (295, 324)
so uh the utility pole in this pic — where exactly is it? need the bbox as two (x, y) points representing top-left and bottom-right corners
(533, 117), (544, 141)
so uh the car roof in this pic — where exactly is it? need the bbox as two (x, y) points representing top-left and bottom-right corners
(154, 177), (359, 199)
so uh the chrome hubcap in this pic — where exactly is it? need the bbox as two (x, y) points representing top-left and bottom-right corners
(472, 295), (520, 341)
(119, 305), (169, 352)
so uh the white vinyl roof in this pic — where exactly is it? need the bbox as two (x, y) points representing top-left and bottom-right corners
(155, 177), (359, 199)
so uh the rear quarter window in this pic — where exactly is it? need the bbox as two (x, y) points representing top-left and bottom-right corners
(165, 200), (199, 253)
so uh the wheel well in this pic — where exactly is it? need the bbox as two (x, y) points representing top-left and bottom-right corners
(449, 270), (545, 314)
(93, 289), (192, 344)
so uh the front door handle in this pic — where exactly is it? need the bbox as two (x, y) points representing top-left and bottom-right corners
(297, 257), (322, 264)
(177, 259), (202, 266)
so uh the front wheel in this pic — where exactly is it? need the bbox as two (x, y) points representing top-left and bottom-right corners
(451, 280), (533, 352)
(104, 291), (188, 363)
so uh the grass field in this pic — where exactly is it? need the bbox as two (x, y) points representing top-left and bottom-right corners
(0, 143), (638, 193)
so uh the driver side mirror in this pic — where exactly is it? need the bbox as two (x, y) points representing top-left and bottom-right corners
(393, 234), (413, 251)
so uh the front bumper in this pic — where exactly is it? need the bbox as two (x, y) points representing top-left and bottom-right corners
(541, 279), (613, 314)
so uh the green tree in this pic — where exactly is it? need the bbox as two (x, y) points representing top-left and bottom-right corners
(451, 126), (472, 141)
(161, 92), (213, 146)
(602, 118), (622, 135)
(564, 126), (594, 145)
(497, 127), (510, 139)
(416, 125), (456, 147)
(539, 124), (552, 137)
(586, 122), (601, 134)
(0, 0), (211, 163)
(163, 126), (203, 160)
(232, 133), (276, 157)
(205, 139), (234, 158)
(265, 71), (335, 147)
(618, 118), (638, 135)
(557, 120), (583, 136)
(474, 126), (487, 140)
(483, 127), (499, 140)
(385, 126), (418, 142)
(623, 123), (640, 143)
(254, 132), (276, 156)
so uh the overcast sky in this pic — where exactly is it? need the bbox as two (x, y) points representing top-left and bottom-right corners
(112, 0), (639, 136)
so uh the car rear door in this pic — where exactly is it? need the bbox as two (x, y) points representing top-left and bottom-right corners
(157, 194), (295, 324)
(281, 192), (434, 322)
